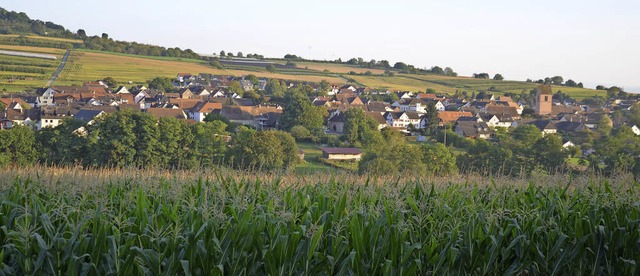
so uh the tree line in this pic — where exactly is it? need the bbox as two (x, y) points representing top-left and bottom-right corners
(0, 110), (300, 171)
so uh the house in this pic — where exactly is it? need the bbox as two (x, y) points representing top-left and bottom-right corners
(37, 115), (64, 130)
(73, 109), (105, 124)
(239, 80), (254, 91)
(114, 86), (130, 94)
(177, 73), (193, 83)
(254, 112), (282, 130)
(555, 121), (585, 133)
(169, 98), (201, 110)
(527, 120), (557, 135)
(454, 121), (494, 139)
(365, 112), (389, 130)
(384, 111), (423, 130)
(632, 125), (640, 136)
(438, 111), (473, 126)
(319, 147), (362, 161)
(328, 112), (345, 133)
(219, 106), (257, 127)
(177, 88), (194, 99)
(210, 90), (226, 98)
(146, 108), (187, 120)
(562, 141), (575, 148)
(189, 102), (223, 122)
(190, 86), (210, 97)
(37, 87), (57, 107)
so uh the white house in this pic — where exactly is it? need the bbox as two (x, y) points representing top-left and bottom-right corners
(37, 88), (57, 107)
(37, 116), (63, 130)
(385, 112), (422, 130)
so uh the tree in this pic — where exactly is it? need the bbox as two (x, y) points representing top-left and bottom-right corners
(430, 66), (444, 75)
(265, 79), (285, 98)
(158, 117), (195, 168)
(342, 108), (383, 147)
(596, 114), (613, 136)
(493, 73), (504, 81)
(237, 52), (243, 58)
(0, 125), (38, 166)
(532, 134), (566, 172)
(147, 77), (173, 91)
(444, 67), (457, 76)
(290, 125), (311, 141)
(210, 59), (223, 69)
(266, 64), (276, 72)
(89, 110), (138, 167)
(424, 101), (439, 135)
(393, 62), (409, 70)
(227, 128), (299, 171)
(77, 29), (86, 38)
(551, 76), (564, 85)
(102, 77), (118, 88)
(280, 90), (326, 134)
(318, 80), (330, 96)
(190, 121), (228, 166)
(565, 79), (577, 87)
(101, 33), (109, 39)
(228, 80), (244, 96)
(244, 90), (261, 101)
(473, 73), (490, 79)
(421, 143), (458, 176)
(219, 50), (225, 56)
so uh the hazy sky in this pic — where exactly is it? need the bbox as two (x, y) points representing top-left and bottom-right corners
(3, 0), (639, 91)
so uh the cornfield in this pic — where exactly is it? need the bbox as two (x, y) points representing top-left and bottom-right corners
(0, 166), (638, 275)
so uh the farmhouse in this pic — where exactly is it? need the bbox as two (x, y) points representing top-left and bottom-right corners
(319, 147), (363, 161)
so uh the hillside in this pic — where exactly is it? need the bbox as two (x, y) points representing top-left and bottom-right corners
(0, 5), (606, 99)
(0, 37), (605, 100)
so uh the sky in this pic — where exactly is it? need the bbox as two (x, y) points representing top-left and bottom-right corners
(2, 0), (639, 92)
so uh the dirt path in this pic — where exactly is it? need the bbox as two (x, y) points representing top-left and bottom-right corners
(46, 50), (71, 87)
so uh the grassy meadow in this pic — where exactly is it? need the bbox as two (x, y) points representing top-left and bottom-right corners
(0, 166), (638, 274)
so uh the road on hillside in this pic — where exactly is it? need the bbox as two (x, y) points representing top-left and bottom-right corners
(46, 50), (71, 87)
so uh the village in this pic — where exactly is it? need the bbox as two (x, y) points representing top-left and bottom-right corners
(1, 73), (637, 148)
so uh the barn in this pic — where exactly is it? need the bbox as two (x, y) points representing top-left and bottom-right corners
(319, 147), (363, 161)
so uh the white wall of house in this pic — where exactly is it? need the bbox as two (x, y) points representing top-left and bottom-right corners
(38, 88), (56, 107)
(326, 153), (362, 161)
(37, 118), (62, 130)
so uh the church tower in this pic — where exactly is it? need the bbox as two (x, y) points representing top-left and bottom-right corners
(535, 85), (552, 115)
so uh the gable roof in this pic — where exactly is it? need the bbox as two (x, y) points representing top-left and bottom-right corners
(438, 111), (473, 124)
(73, 109), (104, 123)
(319, 147), (362, 155)
(527, 120), (556, 131)
(146, 108), (187, 120)
(456, 121), (494, 137)
(192, 102), (223, 113)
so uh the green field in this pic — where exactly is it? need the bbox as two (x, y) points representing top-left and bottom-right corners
(0, 50), (62, 92)
(295, 142), (338, 174)
(0, 167), (638, 274)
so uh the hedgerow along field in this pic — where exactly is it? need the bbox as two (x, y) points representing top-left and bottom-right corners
(0, 166), (638, 275)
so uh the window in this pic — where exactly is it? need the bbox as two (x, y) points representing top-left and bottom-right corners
(544, 96), (548, 101)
